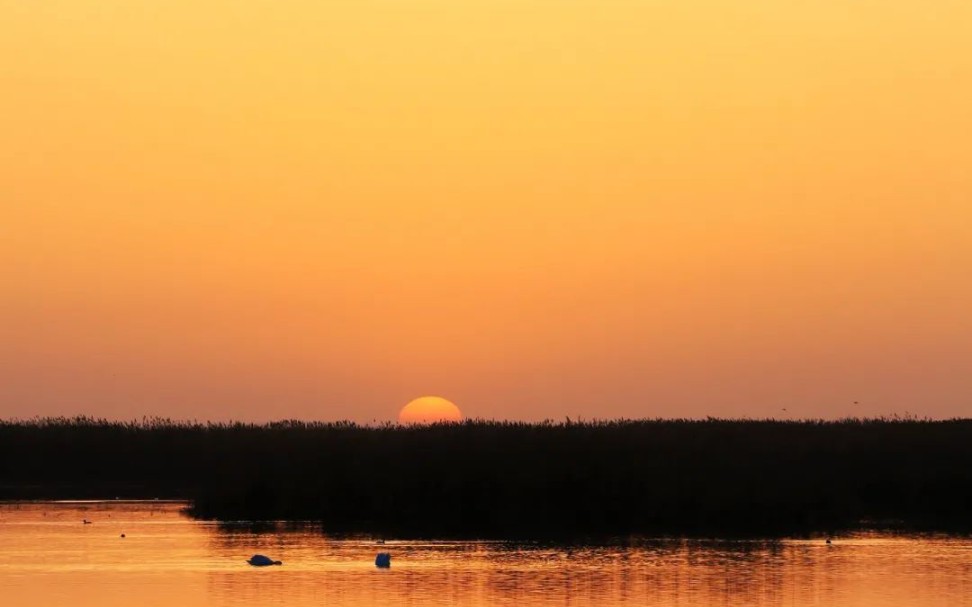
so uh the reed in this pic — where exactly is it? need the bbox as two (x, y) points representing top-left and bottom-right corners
(2, 417), (971, 538)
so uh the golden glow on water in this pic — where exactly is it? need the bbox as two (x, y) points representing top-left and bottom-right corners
(2, 503), (972, 606)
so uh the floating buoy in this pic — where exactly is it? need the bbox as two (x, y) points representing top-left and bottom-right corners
(247, 554), (282, 567)
(120, 533), (126, 538)
(826, 538), (832, 545)
(375, 552), (391, 568)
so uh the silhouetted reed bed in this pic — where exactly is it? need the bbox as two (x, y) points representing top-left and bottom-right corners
(3, 417), (971, 538)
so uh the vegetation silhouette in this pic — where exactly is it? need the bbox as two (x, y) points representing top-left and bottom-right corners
(2, 416), (971, 538)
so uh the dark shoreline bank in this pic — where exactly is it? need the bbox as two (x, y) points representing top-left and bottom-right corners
(3, 417), (971, 539)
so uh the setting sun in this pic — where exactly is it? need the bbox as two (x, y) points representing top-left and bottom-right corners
(398, 396), (463, 424)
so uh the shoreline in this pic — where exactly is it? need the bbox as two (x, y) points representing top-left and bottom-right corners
(3, 500), (971, 542)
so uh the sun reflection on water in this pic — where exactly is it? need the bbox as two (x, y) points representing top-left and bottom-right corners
(2, 503), (972, 607)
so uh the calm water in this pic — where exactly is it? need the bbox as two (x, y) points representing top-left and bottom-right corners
(2, 502), (972, 606)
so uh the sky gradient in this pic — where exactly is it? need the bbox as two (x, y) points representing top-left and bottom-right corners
(2, 1), (971, 422)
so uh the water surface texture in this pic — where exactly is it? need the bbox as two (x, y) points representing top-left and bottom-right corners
(2, 502), (971, 606)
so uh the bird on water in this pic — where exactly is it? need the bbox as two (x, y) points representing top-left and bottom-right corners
(247, 554), (282, 566)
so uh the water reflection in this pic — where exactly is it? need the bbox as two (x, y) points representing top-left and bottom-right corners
(2, 503), (972, 607)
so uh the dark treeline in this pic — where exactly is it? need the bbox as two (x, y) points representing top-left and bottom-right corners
(2, 417), (972, 538)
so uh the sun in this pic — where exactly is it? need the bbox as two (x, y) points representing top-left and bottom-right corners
(398, 396), (463, 424)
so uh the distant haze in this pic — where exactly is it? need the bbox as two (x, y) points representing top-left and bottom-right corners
(2, 1), (971, 422)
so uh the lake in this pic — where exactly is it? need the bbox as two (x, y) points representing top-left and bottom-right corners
(1, 502), (971, 606)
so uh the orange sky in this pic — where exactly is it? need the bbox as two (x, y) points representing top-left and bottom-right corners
(2, 1), (971, 421)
